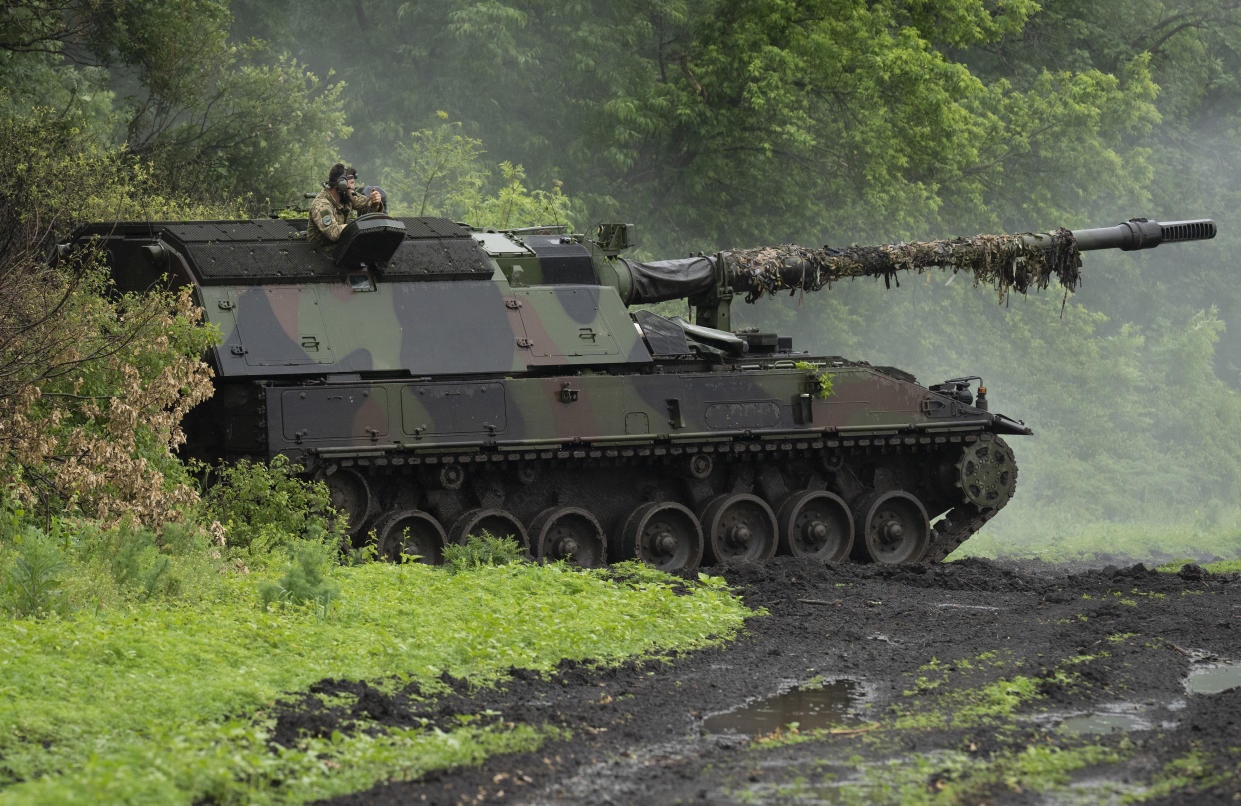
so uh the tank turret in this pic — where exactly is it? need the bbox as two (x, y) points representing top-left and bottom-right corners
(65, 215), (1215, 569)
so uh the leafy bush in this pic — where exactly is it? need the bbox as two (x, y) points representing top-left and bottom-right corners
(258, 534), (340, 618)
(197, 456), (346, 558)
(0, 108), (226, 526)
(1, 527), (68, 618)
(442, 531), (526, 574)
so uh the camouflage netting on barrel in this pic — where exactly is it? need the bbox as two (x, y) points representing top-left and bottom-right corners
(722, 228), (1082, 304)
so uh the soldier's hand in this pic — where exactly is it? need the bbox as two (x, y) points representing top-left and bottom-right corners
(369, 190), (382, 205)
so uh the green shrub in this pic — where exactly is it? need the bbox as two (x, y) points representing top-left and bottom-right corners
(197, 456), (346, 558)
(103, 522), (178, 601)
(1, 527), (69, 618)
(258, 533), (340, 618)
(442, 531), (526, 574)
(8, 517), (227, 614)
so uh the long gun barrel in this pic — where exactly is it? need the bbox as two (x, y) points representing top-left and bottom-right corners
(1040, 218), (1216, 252)
(721, 217), (1217, 302)
(610, 217), (1215, 329)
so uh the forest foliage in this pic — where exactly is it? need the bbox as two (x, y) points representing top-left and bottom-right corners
(2, 0), (1241, 562)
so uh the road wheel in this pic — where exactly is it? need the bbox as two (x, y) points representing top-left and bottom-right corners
(776, 490), (853, 562)
(619, 501), (704, 572)
(375, 509), (446, 564)
(449, 508), (528, 548)
(699, 493), (778, 564)
(530, 506), (607, 567)
(321, 468), (374, 538)
(852, 490), (930, 564)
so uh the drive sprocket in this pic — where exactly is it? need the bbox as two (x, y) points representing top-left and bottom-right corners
(955, 437), (1016, 510)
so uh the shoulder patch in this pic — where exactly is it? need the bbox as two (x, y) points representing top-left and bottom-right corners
(321, 215), (334, 226)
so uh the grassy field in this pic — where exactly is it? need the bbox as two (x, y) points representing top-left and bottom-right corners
(955, 508), (1241, 572)
(0, 559), (752, 805)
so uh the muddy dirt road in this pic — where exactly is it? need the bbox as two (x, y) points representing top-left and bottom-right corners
(308, 558), (1241, 805)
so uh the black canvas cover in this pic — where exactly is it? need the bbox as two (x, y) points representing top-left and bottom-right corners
(620, 256), (716, 303)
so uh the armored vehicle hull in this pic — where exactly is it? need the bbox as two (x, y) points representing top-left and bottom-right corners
(71, 215), (1213, 569)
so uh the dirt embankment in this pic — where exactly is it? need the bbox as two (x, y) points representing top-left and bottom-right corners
(296, 558), (1240, 805)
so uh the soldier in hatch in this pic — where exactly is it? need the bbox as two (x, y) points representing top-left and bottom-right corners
(307, 162), (383, 247)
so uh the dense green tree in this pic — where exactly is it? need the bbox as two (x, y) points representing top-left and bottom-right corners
(0, 109), (225, 522)
(383, 113), (581, 227)
(2, 0), (350, 210)
(230, 1), (1160, 250)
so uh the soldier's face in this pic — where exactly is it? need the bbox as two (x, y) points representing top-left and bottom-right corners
(347, 176), (356, 191)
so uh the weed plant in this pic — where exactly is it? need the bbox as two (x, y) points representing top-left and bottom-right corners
(442, 531), (525, 572)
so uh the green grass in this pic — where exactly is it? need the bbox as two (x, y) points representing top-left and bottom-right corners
(955, 512), (1241, 565)
(1157, 557), (1241, 574)
(836, 743), (1127, 805)
(0, 560), (752, 804)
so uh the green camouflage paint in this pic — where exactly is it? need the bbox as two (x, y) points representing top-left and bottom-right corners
(67, 215), (1214, 567)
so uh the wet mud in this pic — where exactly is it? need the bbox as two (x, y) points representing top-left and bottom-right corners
(298, 557), (1240, 805)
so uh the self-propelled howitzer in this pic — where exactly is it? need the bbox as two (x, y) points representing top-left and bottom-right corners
(67, 215), (1215, 568)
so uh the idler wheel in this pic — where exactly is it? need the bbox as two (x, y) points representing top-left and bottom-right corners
(319, 467), (374, 538)
(776, 490), (854, 561)
(698, 493), (778, 564)
(619, 501), (704, 572)
(449, 507), (528, 548)
(955, 437), (1017, 510)
(530, 506), (607, 567)
(852, 490), (930, 564)
(374, 509), (446, 564)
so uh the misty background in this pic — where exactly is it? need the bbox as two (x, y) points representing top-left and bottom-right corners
(5, 0), (1240, 557)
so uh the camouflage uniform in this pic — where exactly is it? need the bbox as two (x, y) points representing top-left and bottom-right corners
(307, 188), (379, 247)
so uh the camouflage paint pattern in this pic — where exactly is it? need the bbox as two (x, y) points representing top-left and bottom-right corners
(69, 216), (1034, 470)
(260, 364), (994, 467)
(66, 214), (1211, 566)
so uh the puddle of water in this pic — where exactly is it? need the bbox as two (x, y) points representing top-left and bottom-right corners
(1057, 712), (1148, 735)
(1039, 701), (1176, 736)
(702, 680), (863, 736)
(1187, 661), (1241, 695)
